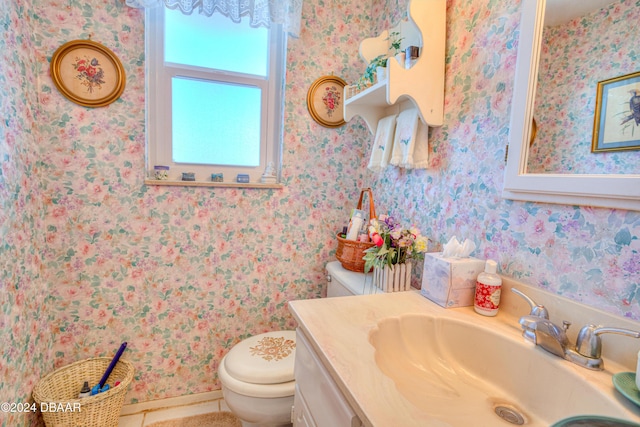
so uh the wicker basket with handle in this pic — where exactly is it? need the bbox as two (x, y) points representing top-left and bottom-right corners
(335, 188), (377, 272)
(33, 357), (134, 427)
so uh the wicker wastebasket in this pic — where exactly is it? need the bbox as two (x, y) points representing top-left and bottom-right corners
(33, 357), (134, 427)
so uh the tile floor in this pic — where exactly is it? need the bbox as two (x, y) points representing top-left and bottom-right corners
(118, 391), (229, 426)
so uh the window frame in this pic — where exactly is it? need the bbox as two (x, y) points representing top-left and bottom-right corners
(145, 6), (285, 186)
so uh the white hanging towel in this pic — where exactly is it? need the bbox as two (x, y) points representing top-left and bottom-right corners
(367, 114), (397, 172)
(390, 108), (429, 169)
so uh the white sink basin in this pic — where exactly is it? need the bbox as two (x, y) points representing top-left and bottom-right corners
(369, 314), (635, 426)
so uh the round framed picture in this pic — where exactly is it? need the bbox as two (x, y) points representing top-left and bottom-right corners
(307, 75), (347, 128)
(50, 39), (126, 108)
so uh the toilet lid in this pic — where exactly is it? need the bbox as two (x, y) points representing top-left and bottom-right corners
(224, 330), (296, 385)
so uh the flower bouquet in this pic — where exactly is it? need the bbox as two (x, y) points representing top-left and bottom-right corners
(363, 215), (429, 292)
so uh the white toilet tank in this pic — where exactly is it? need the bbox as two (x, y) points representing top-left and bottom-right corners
(325, 261), (381, 297)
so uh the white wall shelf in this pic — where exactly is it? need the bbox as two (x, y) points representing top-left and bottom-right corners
(344, 0), (446, 135)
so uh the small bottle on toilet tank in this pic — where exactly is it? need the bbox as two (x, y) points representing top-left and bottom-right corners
(345, 210), (365, 241)
(474, 259), (502, 316)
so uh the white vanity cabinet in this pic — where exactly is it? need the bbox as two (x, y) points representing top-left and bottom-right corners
(292, 329), (363, 427)
(343, 0), (445, 135)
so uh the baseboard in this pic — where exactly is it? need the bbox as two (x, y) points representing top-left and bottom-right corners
(120, 390), (224, 416)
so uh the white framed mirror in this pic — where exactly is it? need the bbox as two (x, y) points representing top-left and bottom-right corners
(503, 0), (640, 211)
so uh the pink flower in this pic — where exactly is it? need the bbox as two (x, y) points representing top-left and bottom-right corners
(371, 232), (384, 247)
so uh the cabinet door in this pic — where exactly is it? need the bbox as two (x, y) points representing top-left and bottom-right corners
(293, 384), (317, 427)
(295, 329), (363, 427)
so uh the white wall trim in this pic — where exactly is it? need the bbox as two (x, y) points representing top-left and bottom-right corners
(120, 390), (223, 416)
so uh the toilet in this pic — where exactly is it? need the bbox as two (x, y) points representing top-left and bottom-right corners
(218, 330), (296, 427)
(219, 263), (371, 426)
(326, 260), (381, 297)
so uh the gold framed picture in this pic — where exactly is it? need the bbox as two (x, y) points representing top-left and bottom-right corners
(306, 75), (347, 128)
(530, 117), (537, 146)
(592, 71), (640, 153)
(50, 39), (126, 108)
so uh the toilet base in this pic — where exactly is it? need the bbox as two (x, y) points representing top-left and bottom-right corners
(222, 386), (293, 427)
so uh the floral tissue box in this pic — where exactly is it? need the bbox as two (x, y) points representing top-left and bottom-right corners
(420, 252), (485, 308)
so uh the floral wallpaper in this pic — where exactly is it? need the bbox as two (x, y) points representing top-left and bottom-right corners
(369, 0), (640, 320)
(2, 0), (373, 424)
(0, 0), (56, 426)
(1, 0), (639, 426)
(528, 0), (640, 173)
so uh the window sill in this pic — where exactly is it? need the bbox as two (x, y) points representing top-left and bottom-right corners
(144, 179), (283, 189)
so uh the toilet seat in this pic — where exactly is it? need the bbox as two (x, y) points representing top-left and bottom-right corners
(219, 330), (296, 398)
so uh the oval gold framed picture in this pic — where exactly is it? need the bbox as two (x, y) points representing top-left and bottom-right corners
(50, 39), (126, 108)
(307, 75), (347, 128)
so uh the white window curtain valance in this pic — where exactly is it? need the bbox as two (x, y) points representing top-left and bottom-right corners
(127, 0), (303, 37)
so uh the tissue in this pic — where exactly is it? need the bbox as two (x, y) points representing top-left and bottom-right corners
(441, 236), (476, 259)
(420, 252), (486, 308)
(420, 236), (484, 308)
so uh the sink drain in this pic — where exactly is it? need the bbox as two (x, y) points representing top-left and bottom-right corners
(494, 405), (526, 425)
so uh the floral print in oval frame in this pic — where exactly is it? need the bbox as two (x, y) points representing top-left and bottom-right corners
(50, 39), (126, 108)
(306, 75), (347, 128)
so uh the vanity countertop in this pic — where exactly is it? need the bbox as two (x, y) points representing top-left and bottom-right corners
(288, 289), (640, 427)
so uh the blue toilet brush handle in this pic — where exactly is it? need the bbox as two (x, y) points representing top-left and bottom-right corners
(99, 342), (127, 388)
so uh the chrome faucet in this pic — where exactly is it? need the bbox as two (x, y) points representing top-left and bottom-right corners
(517, 314), (570, 358)
(566, 324), (640, 370)
(512, 288), (640, 370)
(511, 288), (549, 319)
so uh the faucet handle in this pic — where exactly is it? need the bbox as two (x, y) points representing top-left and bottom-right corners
(575, 324), (640, 359)
(511, 288), (549, 319)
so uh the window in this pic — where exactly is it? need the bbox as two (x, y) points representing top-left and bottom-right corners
(145, 7), (286, 184)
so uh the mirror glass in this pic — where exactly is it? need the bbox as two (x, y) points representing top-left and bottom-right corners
(503, 0), (640, 211)
(526, 0), (640, 174)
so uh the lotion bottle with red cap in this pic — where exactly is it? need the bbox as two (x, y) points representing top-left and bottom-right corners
(474, 259), (502, 316)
